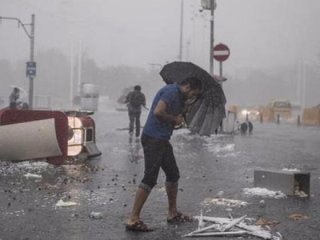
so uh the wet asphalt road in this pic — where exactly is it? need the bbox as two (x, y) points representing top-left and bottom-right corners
(0, 110), (320, 240)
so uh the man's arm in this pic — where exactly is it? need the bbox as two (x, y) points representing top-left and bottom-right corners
(153, 100), (184, 126)
(142, 94), (149, 110)
(124, 92), (131, 103)
(142, 94), (146, 107)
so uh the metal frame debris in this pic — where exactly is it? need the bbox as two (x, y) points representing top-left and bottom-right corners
(183, 214), (282, 240)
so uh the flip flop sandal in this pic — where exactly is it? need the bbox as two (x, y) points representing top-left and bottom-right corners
(167, 212), (193, 224)
(126, 220), (154, 232)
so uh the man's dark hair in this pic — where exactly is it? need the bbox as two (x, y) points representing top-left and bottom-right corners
(180, 77), (202, 91)
(134, 85), (141, 91)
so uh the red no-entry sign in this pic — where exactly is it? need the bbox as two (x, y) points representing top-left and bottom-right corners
(213, 43), (230, 62)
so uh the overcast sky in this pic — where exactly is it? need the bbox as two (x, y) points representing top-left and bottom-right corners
(1, 0), (320, 73)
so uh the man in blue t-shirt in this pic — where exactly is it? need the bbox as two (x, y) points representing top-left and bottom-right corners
(126, 77), (202, 232)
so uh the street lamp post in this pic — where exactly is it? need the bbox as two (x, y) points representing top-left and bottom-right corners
(201, 0), (216, 75)
(209, 0), (215, 76)
(0, 14), (35, 109)
(178, 0), (184, 61)
(29, 14), (35, 109)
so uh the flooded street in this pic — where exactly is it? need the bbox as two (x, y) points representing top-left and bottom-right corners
(1, 110), (320, 240)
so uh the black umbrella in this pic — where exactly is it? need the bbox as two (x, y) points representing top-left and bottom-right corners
(160, 61), (227, 136)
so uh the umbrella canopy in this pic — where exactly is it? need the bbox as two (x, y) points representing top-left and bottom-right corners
(160, 61), (227, 136)
(10, 85), (28, 101)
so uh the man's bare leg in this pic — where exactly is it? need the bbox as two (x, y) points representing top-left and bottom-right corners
(166, 181), (192, 223)
(127, 187), (150, 225)
(166, 181), (178, 219)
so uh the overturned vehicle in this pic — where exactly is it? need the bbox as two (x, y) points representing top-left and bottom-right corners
(0, 109), (101, 165)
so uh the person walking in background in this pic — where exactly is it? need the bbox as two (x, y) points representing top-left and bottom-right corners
(125, 85), (146, 137)
(126, 77), (202, 232)
(9, 87), (20, 109)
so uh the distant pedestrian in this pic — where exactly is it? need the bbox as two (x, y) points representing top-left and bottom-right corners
(125, 85), (146, 137)
(9, 87), (20, 109)
(239, 121), (253, 135)
(248, 121), (253, 134)
(240, 122), (248, 134)
(126, 77), (202, 232)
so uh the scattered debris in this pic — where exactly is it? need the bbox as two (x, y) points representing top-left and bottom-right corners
(23, 173), (42, 179)
(288, 213), (309, 221)
(217, 191), (224, 196)
(243, 187), (286, 199)
(184, 214), (282, 240)
(202, 197), (248, 208)
(259, 200), (266, 208)
(55, 199), (78, 208)
(0, 160), (49, 176)
(282, 168), (300, 172)
(3, 209), (26, 217)
(294, 189), (308, 198)
(255, 217), (280, 227)
(157, 187), (166, 192)
(89, 211), (103, 219)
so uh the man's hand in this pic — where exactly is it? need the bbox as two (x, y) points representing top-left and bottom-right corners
(173, 114), (184, 126)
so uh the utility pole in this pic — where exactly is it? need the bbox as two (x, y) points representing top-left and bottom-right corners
(200, 0), (216, 75)
(178, 0), (184, 61)
(78, 41), (82, 96)
(29, 14), (35, 109)
(0, 14), (35, 109)
(70, 43), (75, 106)
(209, 0), (215, 75)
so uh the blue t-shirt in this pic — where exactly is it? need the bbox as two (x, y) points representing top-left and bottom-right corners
(143, 83), (183, 140)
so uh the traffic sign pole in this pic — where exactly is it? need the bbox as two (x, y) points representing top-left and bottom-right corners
(201, 0), (217, 76)
(209, 0), (215, 76)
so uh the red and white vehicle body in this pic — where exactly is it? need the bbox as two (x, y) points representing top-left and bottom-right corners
(0, 109), (101, 165)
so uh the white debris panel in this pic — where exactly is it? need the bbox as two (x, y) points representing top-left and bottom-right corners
(202, 197), (249, 207)
(55, 199), (78, 208)
(243, 187), (286, 199)
(0, 119), (62, 161)
(184, 214), (282, 240)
